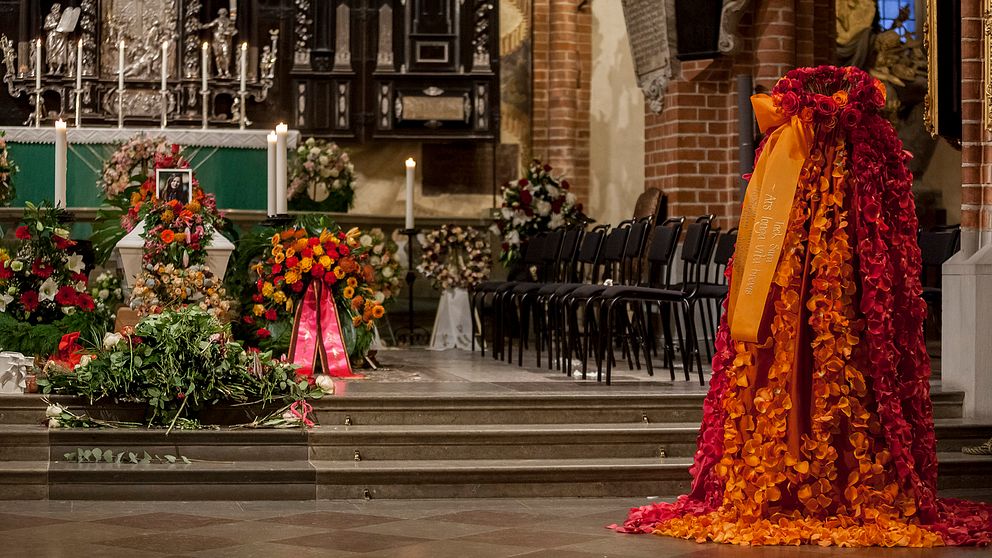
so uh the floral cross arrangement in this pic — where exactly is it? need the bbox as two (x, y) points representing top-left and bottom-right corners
(0, 202), (94, 323)
(289, 138), (357, 212)
(494, 159), (583, 265)
(418, 225), (491, 291)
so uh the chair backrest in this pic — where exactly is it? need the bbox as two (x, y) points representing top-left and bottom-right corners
(573, 224), (608, 282)
(600, 222), (631, 283)
(520, 233), (547, 266)
(536, 229), (565, 281)
(556, 227), (584, 281)
(622, 216), (653, 284)
(646, 217), (684, 288)
(632, 188), (667, 223)
(678, 215), (714, 293)
(698, 228), (721, 285)
(710, 227), (737, 284)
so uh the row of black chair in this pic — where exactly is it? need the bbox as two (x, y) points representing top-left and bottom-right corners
(471, 216), (738, 384)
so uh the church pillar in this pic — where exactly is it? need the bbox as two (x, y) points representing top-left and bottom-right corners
(941, 0), (992, 418)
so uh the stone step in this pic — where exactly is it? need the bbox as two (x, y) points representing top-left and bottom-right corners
(4, 453), (987, 500)
(0, 389), (967, 426)
(0, 417), (986, 464)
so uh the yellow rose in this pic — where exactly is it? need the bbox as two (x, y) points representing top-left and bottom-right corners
(252, 304), (265, 316)
(312, 244), (324, 256)
(300, 257), (313, 272)
(284, 270), (300, 284)
(334, 266), (346, 279)
(261, 282), (274, 297)
(274, 252), (285, 264)
(294, 238), (308, 252)
(319, 255), (332, 268)
(272, 291), (286, 303)
(286, 247), (296, 259)
(343, 286), (355, 299)
(285, 298), (294, 312)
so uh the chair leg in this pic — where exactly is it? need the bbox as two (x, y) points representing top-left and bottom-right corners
(672, 302), (690, 382)
(686, 300), (705, 385)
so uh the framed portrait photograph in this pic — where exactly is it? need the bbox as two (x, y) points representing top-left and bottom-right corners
(155, 168), (193, 205)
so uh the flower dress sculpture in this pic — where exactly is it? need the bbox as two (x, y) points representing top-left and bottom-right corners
(614, 66), (992, 547)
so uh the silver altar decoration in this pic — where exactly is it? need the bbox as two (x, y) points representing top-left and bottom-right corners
(333, 3), (352, 71)
(201, 8), (237, 79)
(376, 5), (394, 71)
(294, 0), (313, 68)
(0, 1), (277, 128)
(471, 0), (493, 71)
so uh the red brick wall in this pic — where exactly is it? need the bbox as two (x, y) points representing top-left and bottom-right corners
(531, 0), (592, 202)
(960, 0), (991, 246)
(639, 0), (834, 229)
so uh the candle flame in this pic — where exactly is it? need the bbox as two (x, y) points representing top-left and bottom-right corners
(241, 42), (248, 51)
(55, 119), (66, 129)
(405, 158), (416, 168)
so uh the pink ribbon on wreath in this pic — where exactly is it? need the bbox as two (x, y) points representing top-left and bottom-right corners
(288, 281), (362, 378)
(289, 400), (315, 428)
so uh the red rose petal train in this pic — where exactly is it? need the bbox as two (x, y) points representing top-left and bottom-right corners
(612, 66), (992, 547)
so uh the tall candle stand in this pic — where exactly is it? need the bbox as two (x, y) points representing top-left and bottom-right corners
(238, 91), (247, 130)
(160, 89), (168, 129)
(394, 228), (430, 346)
(34, 88), (42, 128)
(201, 89), (210, 129)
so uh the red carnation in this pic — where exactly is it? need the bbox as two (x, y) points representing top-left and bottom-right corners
(256, 328), (271, 339)
(291, 281), (304, 293)
(20, 290), (38, 312)
(322, 273), (337, 285)
(171, 143), (180, 154)
(252, 294), (263, 303)
(308, 237), (320, 246)
(55, 286), (77, 306)
(286, 256), (299, 268)
(311, 263), (325, 278)
(339, 245), (350, 257)
(243, 315), (255, 325)
(14, 226), (30, 240)
(301, 248), (313, 259)
(264, 308), (278, 321)
(272, 263), (283, 274)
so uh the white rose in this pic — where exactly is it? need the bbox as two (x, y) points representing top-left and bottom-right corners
(315, 375), (335, 394)
(282, 410), (297, 422)
(76, 355), (91, 369)
(48, 418), (60, 428)
(319, 155), (329, 166)
(98, 289), (110, 300)
(329, 169), (339, 178)
(45, 404), (65, 418)
(360, 235), (373, 247)
(54, 228), (70, 239)
(382, 267), (394, 278)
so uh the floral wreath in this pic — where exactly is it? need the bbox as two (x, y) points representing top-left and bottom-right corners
(417, 225), (491, 291)
(494, 159), (582, 266)
(289, 138), (356, 212)
(244, 224), (385, 360)
(361, 228), (402, 305)
(0, 131), (17, 206)
(99, 135), (173, 203)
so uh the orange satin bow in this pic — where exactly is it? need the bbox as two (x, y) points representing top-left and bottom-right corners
(728, 95), (813, 342)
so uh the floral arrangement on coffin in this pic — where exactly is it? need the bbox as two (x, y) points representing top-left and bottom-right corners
(418, 225), (491, 291)
(130, 263), (232, 322)
(91, 137), (191, 262)
(0, 203), (94, 323)
(0, 131), (18, 206)
(245, 224), (385, 364)
(494, 159), (583, 266)
(39, 306), (330, 428)
(361, 228), (403, 305)
(288, 138), (356, 213)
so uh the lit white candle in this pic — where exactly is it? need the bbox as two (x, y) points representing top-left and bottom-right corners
(201, 42), (209, 91)
(161, 41), (168, 90)
(266, 132), (277, 216)
(74, 39), (82, 127)
(117, 40), (125, 128)
(34, 38), (41, 90)
(275, 123), (288, 214)
(405, 158), (416, 230)
(54, 119), (67, 208)
(239, 42), (247, 93)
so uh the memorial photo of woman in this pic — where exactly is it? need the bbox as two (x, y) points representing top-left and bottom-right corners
(156, 169), (192, 204)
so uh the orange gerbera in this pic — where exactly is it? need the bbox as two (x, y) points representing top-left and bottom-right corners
(160, 229), (175, 243)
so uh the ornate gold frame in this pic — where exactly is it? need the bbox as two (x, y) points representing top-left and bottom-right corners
(923, 0), (938, 136)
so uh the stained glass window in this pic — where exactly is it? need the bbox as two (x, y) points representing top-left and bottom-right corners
(877, 0), (916, 36)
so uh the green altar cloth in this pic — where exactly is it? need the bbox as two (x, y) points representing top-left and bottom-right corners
(2, 127), (301, 211)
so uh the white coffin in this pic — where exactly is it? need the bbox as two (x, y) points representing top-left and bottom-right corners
(114, 222), (235, 289)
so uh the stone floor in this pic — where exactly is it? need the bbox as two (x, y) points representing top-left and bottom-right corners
(1, 497), (990, 557)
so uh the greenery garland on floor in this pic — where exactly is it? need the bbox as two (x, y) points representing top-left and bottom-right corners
(38, 306), (328, 427)
(0, 311), (103, 357)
